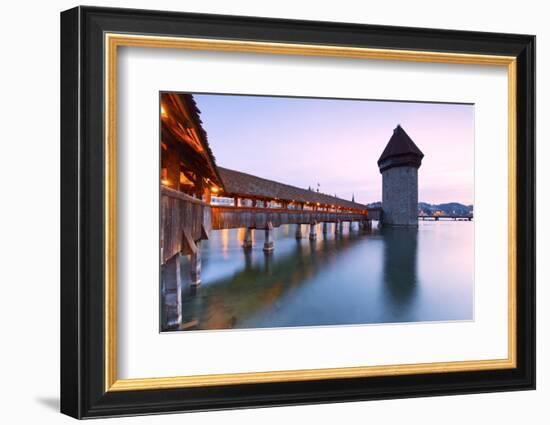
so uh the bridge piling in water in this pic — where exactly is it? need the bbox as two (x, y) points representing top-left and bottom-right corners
(322, 222), (328, 235)
(361, 219), (372, 231)
(190, 242), (202, 286)
(162, 254), (182, 328)
(243, 227), (253, 249)
(263, 221), (274, 252)
(309, 221), (317, 241)
(295, 224), (303, 239)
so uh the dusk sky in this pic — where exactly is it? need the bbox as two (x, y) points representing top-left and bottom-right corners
(193, 94), (474, 205)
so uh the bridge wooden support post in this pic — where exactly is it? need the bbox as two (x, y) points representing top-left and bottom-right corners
(263, 221), (274, 252)
(162, 254), (182, 328)
(349, 221), (354, 232)
(361, 219), (371, 230)
(309, 221), (317, 241)
(295, 224), (303, 239)
(190, 241), (201, 287)
(335, 220), (341, 235)
(322, 222), (328, 235)
(243, 227), (253, 249)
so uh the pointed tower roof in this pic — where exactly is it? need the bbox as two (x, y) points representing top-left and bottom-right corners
(377, 125), (424, 173)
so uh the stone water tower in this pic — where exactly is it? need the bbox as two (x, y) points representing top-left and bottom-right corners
(377, 125), (424, 226)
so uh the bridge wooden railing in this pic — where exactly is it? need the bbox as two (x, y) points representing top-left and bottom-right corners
(161, 187), (211, 264)
(211, 206), (369, 230)
(161, 186), (380, 263)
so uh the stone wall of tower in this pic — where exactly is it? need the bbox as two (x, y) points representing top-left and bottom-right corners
(382, 166), (418, 226)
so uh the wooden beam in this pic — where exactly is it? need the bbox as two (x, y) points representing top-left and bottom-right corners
(200, 224), (209, 240)
(182, 228), (198, 255)
(204, 186), (212, 204)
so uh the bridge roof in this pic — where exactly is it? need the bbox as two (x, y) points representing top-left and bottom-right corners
(218, 167), (369, 211)
(161, 93), (224, 187)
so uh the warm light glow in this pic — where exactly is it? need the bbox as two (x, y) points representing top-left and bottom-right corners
(160, 105), (167, 118)
(211, 186), (219, 193)
(179, 171), (194, 186)
(160, 168), (169, 186)
(221, 229), (229, 256)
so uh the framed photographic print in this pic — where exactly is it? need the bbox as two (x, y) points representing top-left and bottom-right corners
(60, 6), (536, 419)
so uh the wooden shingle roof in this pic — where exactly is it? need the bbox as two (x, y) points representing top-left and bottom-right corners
(218, 167), (368, 211)
(377, 125), (424, 173)
(377, 125), (424, 164)
(161, 93), (224, 187)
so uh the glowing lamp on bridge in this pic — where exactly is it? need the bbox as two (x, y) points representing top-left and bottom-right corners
(160, 168), (170, 186)
(211, 186), (219, 194)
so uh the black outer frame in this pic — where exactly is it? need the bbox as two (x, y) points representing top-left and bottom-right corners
(60, 6), (535, 419)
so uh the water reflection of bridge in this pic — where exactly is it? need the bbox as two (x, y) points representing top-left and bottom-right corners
(162, 225), (422, 331)
(166, 227), (373, 330)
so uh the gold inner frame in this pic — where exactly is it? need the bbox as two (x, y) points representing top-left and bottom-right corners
(104, 33), (517, 392)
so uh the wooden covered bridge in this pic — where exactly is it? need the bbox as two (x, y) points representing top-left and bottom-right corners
(160, 93), (379, 325)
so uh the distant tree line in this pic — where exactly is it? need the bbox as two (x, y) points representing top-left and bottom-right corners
(367, 201), (473, 216)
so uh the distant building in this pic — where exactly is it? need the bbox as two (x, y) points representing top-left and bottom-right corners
(377, 125), (424, 226)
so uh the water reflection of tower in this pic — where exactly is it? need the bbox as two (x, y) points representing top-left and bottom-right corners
(382, 227), (419, 317)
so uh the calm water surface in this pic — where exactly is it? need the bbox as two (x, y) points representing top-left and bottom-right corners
(164, 221), (473, 331)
